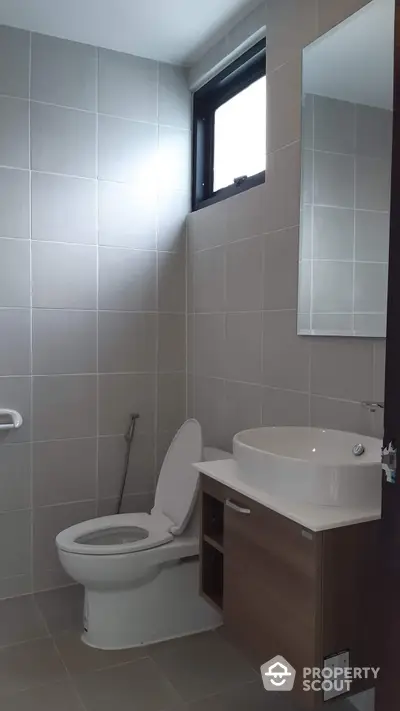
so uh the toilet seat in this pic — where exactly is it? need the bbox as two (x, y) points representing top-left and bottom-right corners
(56, 512), (174, 556)
(56, 419), (203, 559)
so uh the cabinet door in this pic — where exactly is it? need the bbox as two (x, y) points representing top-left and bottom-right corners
(223, 491), (322, 688)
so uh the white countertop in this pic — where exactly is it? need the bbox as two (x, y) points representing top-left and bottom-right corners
(194, 459), (382, 532)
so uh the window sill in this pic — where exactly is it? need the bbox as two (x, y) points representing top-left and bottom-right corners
(192, 170), (265, 212)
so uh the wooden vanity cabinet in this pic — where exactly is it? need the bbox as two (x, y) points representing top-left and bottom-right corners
(200, 474), (380, 708)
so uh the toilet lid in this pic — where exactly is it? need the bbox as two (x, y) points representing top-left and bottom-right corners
(153, 419), (202, 535)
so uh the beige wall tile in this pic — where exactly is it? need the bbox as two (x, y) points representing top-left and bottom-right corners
(33, 438), (97, 507)
(98, 312), (157, 374)
(226, 184), (266, 243)
(225, 313), (263, 384)
(158, 189), (189, 253)
(262, 387), (310, 427)
(32, 309), (97, 376)
(373, 341), (386, 403)
(194, 314), (225, 378)
(98, 248), (157, 312)
(267, 58), (302, 152)
(310, 339), (374, 402)
(98, 434), (155, 499)
(0, 28), (190, 601)
(158, 63), (191, 130)
(193, 247), (225, 313)
(222, 381), (262, 448)
(311, 395), (372, 436)
(98, 49), (157, 122)
(0, 376), (31, 444)
(34, 567), (74, 592)
(194, 377), (227, 448)
(0, 509), (31, 578)
(157, 373), (186, 434)
(0, 574), (32, 600)
(98, 373), (156, 437)
(32, 242), (97, 310)
(33, 375), (97, 441)
(266, 0), (317, 72)
(265, 142), (301, 232)
(158, 314), (186, 372)
(187, 314), (195, 375)
(0, 443), (31, 512)
(264, 228), (299, 310)
(0, 309), (31, 376)
(226, 237), (263, 312)
(263, 310), (311, 391)
(188, 200), (228, 251)
(186, 0), (385, 488)
(158, 252), (186, 314)
(99, 492), (154, 517)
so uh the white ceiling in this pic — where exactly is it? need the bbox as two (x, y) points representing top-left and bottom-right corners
(303, 0), (395, 110)
(0, 0), (256, 65)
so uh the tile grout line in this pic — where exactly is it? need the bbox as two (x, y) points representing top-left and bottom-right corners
(0, 91), (192, 132)
(49, 636), (90, 711)
(95, 45), (100, 516)
(352, 107), (357, 336)
(29, 589), (88, 710)
(27, 29), (35, 595)
(307, 87), (314, 428)
(309, 93), (315, 338)
(141, 652), (187, 708)
(154, 60), (160, 487)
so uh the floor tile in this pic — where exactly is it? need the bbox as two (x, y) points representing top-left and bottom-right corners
(34, 585), (84, 635)
(149, 631), (257, 702)
(1, 679), (84, 711)
(74, 656), (180, 711)
(0, 638), (68, 697)
(54, 630), (150, 675)
(0, 595), (48, 648)
(188, 682), (354, 711)
(187, 681), (278, 710)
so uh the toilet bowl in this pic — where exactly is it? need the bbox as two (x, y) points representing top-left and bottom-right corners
(56, 420), (229, 650)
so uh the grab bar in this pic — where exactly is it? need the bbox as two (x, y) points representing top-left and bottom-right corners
(0, 409), (23, 431)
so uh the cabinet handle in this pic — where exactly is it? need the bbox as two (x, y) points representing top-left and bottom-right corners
(226, 498), (251, 515)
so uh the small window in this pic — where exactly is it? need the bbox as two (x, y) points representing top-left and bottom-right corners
(192, 39), (266, 211)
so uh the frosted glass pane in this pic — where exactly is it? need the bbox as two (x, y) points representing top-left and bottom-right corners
(213, 77), (266, 192)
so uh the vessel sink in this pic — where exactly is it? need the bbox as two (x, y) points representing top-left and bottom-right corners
(233, 427), (382, 508)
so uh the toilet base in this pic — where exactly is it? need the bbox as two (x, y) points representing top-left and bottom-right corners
(81, 559), (222, 650)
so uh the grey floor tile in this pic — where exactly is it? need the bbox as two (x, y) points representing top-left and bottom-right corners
(0, 638), (68, 697)
(1, 679), (84, 711)
(149, 631), (257, 703)
(34, 585), (84, 635)
(0, 595), (48, 648)
(54, 630), (150, 675)
(188, 683), (354, 711)
(74, 656), (180, 711)
(187, 681), (276, 710)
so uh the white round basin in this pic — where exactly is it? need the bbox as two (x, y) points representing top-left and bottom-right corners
(233, 427), (382, 508)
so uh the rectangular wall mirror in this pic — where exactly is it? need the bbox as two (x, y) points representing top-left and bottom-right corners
(298, 0), (394, 337)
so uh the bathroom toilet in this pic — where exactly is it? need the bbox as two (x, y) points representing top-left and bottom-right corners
(56, 420), (229, 650)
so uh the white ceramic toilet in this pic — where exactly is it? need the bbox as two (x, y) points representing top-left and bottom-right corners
(56, 420), (229, 650)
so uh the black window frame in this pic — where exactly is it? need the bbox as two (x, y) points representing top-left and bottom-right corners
(192, 38), (266, 212)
